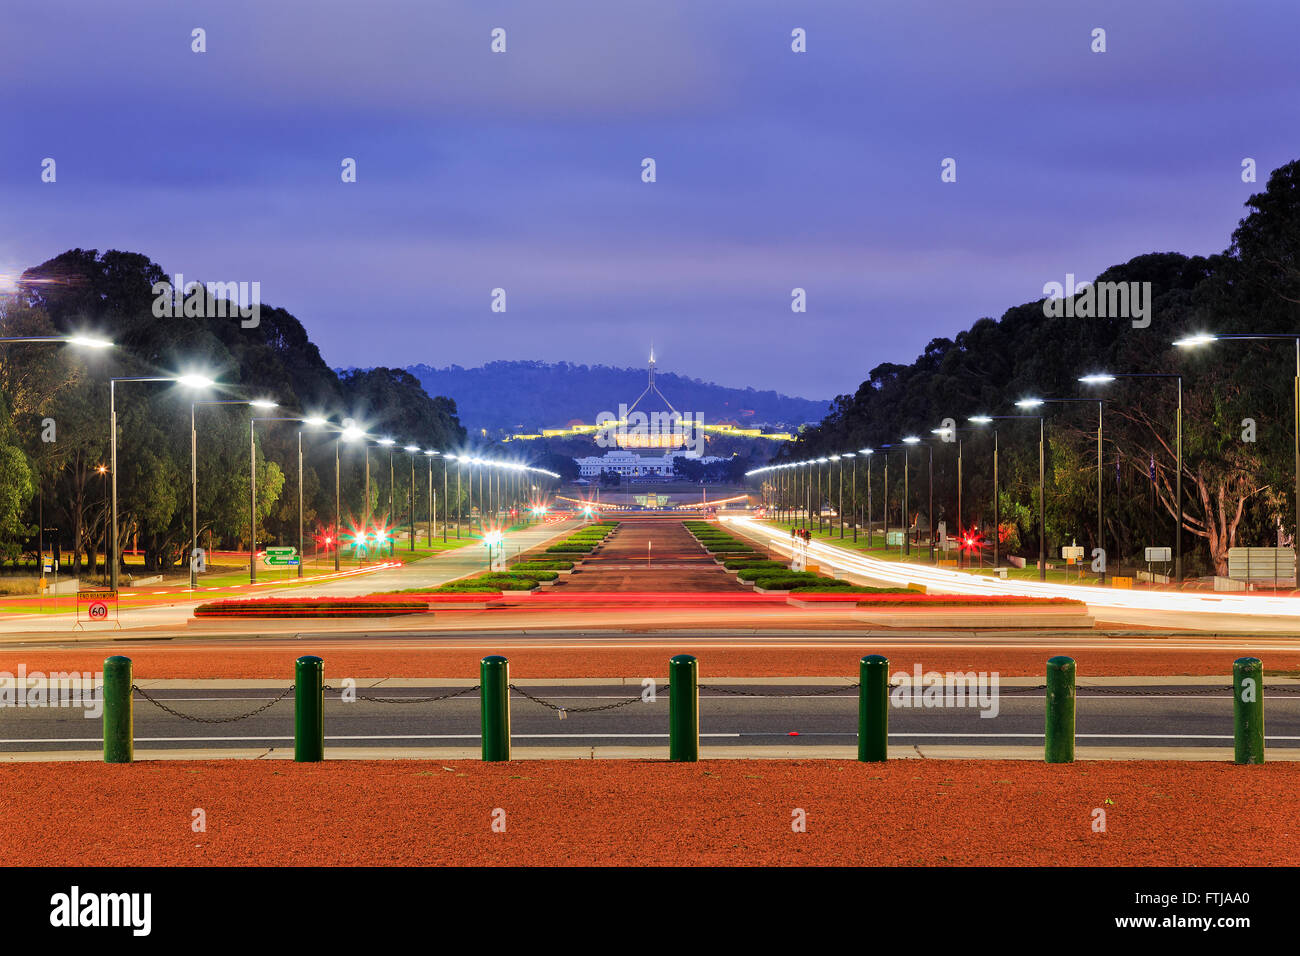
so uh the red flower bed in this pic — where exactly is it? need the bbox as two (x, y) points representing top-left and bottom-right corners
(194, 597), (430, 618)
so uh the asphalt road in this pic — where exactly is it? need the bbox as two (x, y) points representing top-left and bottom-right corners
(4, 682), (1298, 752)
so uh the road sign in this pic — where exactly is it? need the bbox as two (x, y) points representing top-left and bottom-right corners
(75, 589), (120, 630)
(1145, 547), (1172, 563)
(263, 546), (300, 567)
(1061, 545), (1084, 561)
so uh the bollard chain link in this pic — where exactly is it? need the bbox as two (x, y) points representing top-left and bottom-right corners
(1073, 684), (1300, 696)
(344, 684), (481, 704)
(131, 684), (294, 723)
(507, 683), (664, 715)
(699, 682), (858, 697)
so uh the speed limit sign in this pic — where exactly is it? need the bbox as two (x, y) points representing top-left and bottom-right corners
(88, 601), (108, 620)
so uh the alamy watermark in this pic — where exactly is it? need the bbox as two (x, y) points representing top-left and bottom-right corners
(0, 665), (102, 718)
(595, 405), (706, 455)
(890, 664), (1000, 718)
(152, 273), (260, 328)
(1042, 273), (1150, 328)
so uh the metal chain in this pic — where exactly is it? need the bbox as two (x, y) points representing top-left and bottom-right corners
(699, 682), (859, 697)
(881, 683), (1300, 697)
(507, 683), (662, 714)
(131, 684), (294, 723)
(352, 685), (481, 704)
(1071, 684), (1300, 696)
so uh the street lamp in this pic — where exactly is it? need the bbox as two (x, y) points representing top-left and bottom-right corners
(859, 449), (874, 546)
(966, 416), (1001, 570)
(902, 437), (935, 562)
(0, 334), (114, 348)
(1175, 332), (1295, 579)
(404, 445), (420, 552)
(1017, 393), (1107, 582)
(1013, 400), (1048, 581)
(249, 411), (308, 585)
(1082, 371), (1183, 582)
(109, 374), (214, 590)
(932, 424), (967, 567)
(190, 398), (277, 588)
(830, 454), (844, 538)
(841, 452), (856, 541)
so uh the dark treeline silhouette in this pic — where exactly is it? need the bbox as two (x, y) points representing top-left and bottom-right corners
(0, 249), (466, 574)
(778, 159), (1300, 577)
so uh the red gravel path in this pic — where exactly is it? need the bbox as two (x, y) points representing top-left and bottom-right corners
(1, 646), (1297, 679)
(1, 760), (1293, 866)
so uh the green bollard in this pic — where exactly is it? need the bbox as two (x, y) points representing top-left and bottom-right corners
(1045, 656), (1076, 764)
(668, 654), (699, 762)
(480, 655), (510, 761)
(858, 654), (889, 762)
(102, 655), (133, 763)
(1233, 657), (1265, 765)
(294, 656), (324, 762)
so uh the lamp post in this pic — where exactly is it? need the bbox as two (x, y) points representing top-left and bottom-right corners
(249, 412), (306, 584)
(932, 424), (971, 567)
(190, 399), (277, 588)
(109, 374), (213, 591)
(967, 417), (1002, 570)
(0, 335), (112, 579)
(298, 416), (332, 578)
(816, 457), (828, 533)
(1009, 395), (1107, 582)
(405, 445), (419, 552)
(843, 453), (857, 541)
(902, 437), (935, 563)
(337, 422), (366, 570)
(424, 450), (437, 545)
(1081, 372), (1184, 581)
(860, 448), (874, 547)
(1174, 332), (1294, 581)
(1012, 402), (1049, 581)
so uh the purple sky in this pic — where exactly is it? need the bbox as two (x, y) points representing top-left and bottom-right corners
(2, 0), (1298, 400)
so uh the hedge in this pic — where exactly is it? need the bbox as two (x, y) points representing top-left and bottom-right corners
(195, 598), (429, 618)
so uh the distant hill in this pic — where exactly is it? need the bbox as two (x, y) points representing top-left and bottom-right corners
(393, 360), (831, 436)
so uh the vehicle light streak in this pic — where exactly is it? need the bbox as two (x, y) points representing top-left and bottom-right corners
(723, 516), (1300, 619)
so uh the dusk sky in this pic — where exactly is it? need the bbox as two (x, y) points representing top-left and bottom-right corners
(2, 0), (1297, 401)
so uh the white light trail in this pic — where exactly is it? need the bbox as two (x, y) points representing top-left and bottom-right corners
(723, 516), (1300, 620)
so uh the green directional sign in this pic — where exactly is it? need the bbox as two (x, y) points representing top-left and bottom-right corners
(264, 546), (300, 567)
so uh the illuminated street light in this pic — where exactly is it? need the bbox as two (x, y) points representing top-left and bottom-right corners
(1082, 371), (1184, 582)
(1173, 333), (1218, 348)
(1172, 331), (1299, 581)
(111, 374), (214, 590)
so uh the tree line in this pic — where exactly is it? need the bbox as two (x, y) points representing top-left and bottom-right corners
(0, 249), (468, 575)
(775, 159), (1300, 577)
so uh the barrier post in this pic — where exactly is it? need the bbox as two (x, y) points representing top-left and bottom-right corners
(102, 655), (133, 763)
(858, 654), (889, 761)
(294, 655), (324, 762)
(1233, 657), (1265, 765)
(481, 655), (510, 761)
(1044, 656), (1076, 763)
(669, 654), (699, 762)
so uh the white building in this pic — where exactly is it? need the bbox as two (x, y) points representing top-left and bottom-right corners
(576, 449), (724, 480)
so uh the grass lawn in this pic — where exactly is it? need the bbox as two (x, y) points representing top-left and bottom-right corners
(757, 520), (1104, 587)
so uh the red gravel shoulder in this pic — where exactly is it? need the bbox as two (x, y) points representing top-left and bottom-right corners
(1, 760), (1294, 866)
